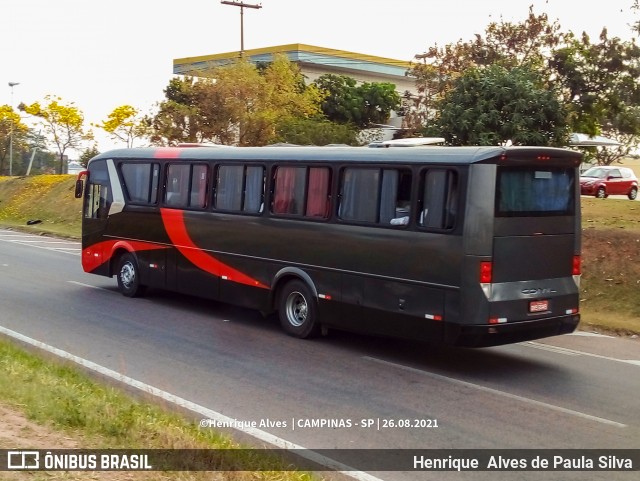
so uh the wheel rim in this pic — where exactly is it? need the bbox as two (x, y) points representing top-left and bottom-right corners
(120, 262), (135, 289)
(597, 188), (606, 198)
(285, 291), (307, 327)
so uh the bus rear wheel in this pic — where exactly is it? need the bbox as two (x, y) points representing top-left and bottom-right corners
(278, 280), (320, 339)
(116, 253), (146, 298)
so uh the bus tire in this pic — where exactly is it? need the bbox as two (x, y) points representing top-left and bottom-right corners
(278, 280), (320, 339)
(116, 252), (146, 298)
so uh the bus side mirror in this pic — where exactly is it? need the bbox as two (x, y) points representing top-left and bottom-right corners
(75, 170), (88, 198)
(75, 179), (84, 198)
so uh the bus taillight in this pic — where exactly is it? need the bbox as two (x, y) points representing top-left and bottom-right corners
(479, 261), (493, 283)
(572, 255), (581, 276)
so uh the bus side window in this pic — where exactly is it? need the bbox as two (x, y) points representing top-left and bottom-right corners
(121, 162), (159, 204)
(165, 164), (190, 207)
(339, 167), (411, 226)
(215, 165), (265, 213)
(243, 166), (264, 213)
(272, 166), (306, 216)
(305, 167), (331, 218)
(420, 169), (458, 230)
(189, 164), (209, 209)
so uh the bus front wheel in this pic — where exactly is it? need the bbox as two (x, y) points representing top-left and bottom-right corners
(116, 253), (146, 298)
(278, 280), (320, 339)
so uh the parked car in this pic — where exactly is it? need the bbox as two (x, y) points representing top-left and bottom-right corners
(579, 166), (638, 200)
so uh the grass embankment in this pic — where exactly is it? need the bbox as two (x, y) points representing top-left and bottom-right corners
(0, 340), (322, 481)
(0, 175), (82, 237)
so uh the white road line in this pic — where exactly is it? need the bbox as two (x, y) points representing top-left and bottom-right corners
(0, 233), (44, 237)
(520, 342), (581, 356)
(524, 341), (640, 366)
(67, 281), (112, 292)
(3, 239), (77, 244)
(363, 356), (627, 429)
(0, 237), (80, 256)
(0, 326), (385, 481)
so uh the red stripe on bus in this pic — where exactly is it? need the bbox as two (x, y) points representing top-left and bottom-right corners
(160, 208), (268, 289)
(82, 239), (168, 273)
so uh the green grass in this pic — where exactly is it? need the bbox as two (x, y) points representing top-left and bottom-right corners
(0, 339), (324, 480)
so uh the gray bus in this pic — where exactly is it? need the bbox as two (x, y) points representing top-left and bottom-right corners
(76, 145), (582, 347)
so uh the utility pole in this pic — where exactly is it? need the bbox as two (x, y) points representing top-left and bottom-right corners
(8, 82), (19, 176)
(220, 1), (262, 57)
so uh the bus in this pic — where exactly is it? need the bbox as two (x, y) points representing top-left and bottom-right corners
(75, 145), (582, 347)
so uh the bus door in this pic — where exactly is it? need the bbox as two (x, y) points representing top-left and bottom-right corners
(81, 159), (113, 275)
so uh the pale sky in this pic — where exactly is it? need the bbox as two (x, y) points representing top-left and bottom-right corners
(2, 0), (638, 155)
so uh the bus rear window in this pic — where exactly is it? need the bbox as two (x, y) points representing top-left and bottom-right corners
(496, 167), (574, 216)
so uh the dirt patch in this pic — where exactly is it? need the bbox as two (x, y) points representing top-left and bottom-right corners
(0, 404), (166, 481)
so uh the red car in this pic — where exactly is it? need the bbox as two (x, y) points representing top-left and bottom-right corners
(579, 166), (638, 200)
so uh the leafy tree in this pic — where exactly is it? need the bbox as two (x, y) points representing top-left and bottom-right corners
(20, 96), (92, 174)
(410, 7), (567, 133)
(313, 74), (401, 128)
(410, 5), (640, 157)
(79, 145), (101, 168)
(275, 118), (359, 145)
(436, 65), (568, 146)
(149, 77), (207, 145)
(0, 105), (29, 175)
(95, 105), (150, 148)
(550, 30), (640, 164)
(151, 55), (323, 146)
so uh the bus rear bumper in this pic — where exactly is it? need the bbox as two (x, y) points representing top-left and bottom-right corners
(446, 314), (580, 348)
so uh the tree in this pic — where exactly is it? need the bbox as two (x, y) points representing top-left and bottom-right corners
(550, 30), (640, 164)
(313, 74), (401, 128)
(20, 96), (91, 174)
(79, 145), (101, 168)
(410, 7), (567, 133)
(0, 105), (29, 175)
(274, 118), (359, 145)
(436, 65), (568, 146)
(151, 55), (323, 146)
(95, 105), (150, 148)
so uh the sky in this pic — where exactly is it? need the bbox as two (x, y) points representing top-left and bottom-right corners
(2, 0), (639, 155)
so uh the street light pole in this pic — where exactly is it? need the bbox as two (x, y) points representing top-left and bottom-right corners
(220, 1), (262, 57)
(8, 82), (20, 177)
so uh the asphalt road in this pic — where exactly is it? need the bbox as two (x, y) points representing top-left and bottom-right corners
(0, 229), (638, 481)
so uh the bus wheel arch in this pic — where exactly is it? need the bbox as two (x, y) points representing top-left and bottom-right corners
(115, 251), (146, 298)
(272, 269), (320, 339)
